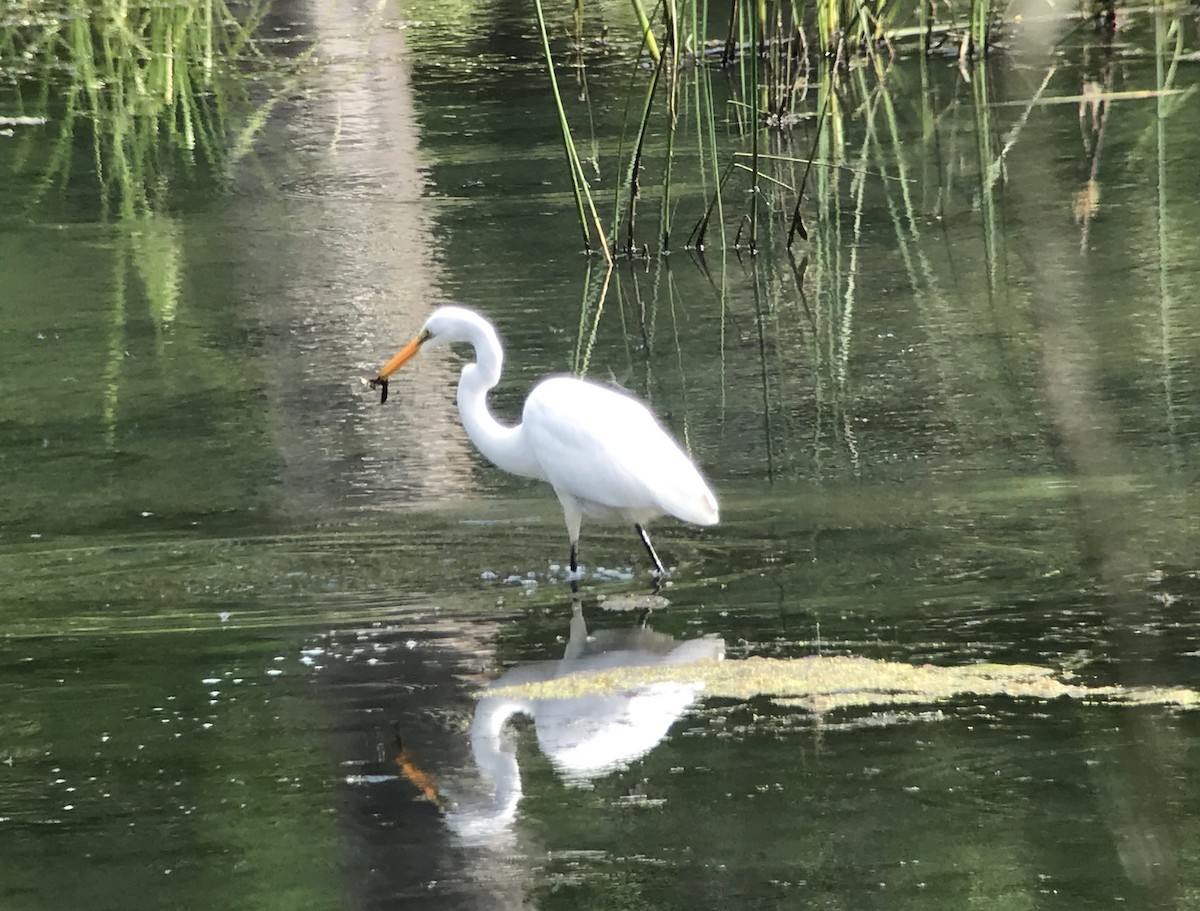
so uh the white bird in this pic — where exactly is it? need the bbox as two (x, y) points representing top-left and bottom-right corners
(445, 603), (724, 842)
(371, 305), (718, 583)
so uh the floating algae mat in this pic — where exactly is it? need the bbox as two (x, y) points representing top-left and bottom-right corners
(485, 655), (1200, 716)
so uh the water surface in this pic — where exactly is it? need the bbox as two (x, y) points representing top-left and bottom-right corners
(3, 1), (1200, 908)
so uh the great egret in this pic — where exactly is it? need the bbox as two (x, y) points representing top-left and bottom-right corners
(445, 603), (724, 842)
(371, 306), (719, 582)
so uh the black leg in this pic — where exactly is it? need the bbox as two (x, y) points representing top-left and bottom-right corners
(635, 523), (666, 576)
(569, 541), (580, 594)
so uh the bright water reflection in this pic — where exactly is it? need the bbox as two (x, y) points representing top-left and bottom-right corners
(4, 0), (1200, 908)
(323, 591), (1200, 910)
(439, 602), (723, 844)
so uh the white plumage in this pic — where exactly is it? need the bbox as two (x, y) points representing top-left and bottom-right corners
(373, 306), (718, 581)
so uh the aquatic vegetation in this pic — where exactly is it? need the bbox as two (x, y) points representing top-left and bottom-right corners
(0, 0), (288, 219)
(525, 0), (1197, 257)
(486, 653), (1200, 716)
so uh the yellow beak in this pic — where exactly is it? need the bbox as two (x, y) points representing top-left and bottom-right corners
(376, 328), (431, 381)
(369, 328), (432, 404)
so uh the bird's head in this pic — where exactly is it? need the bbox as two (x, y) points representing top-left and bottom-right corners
(419, 306), (492, 348)
(369, 306), (496, 403)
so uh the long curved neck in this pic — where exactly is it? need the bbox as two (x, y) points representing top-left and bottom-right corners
(444, 696), (526, 841)
(456, 326), (544, 480)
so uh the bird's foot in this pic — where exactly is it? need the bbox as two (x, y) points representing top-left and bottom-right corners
(564, 565), (584, 594)
(648, 565), (674, 594)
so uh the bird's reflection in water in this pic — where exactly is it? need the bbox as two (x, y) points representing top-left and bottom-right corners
(441, 600), (724, 844)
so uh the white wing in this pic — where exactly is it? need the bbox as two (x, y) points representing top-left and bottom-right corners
(521, 376), (718, 526)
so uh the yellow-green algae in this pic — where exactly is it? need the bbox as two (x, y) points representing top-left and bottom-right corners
(484, 655), (1200, 715)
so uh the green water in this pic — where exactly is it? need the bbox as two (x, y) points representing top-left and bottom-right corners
(3, 1), (1200, 908)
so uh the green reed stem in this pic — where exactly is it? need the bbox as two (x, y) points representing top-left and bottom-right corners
(630, 0), (661, 63)
(721, 0), (740, 66)
(969, 0), (990, 58)
(747, 2), (760, 253)
(660, 64), (678, 249)
(687, 155), (739, 250)
(624, 40), (666, 254)
(787, 90), (832, 249)
(658, 0), (681, 251)
(535, 0), (595, 254)
(1154, 13), (1179, 460)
